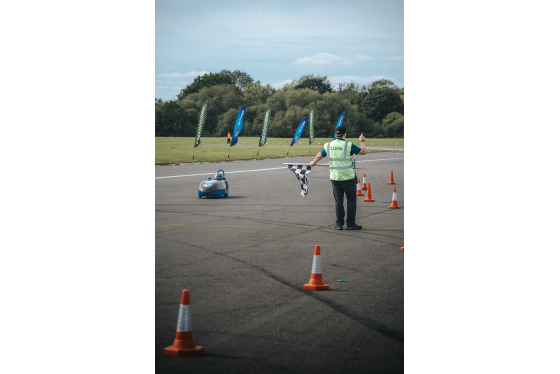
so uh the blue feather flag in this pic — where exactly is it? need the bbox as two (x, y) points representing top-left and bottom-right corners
(230, 104), (247, 147)
(290, 116), (309, 146)
(332, 111), (346, 139)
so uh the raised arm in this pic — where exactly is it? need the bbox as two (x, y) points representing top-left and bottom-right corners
(358, 133), (366, 155)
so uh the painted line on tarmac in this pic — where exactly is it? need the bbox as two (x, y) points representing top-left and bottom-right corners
(156, 223), (404, 230)
(155, 158), (402, 180)
(356, 157), (403, 163)
(155, 167), (285, 180)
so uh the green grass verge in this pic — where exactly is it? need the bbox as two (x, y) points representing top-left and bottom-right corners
(155, 137), (403, 165)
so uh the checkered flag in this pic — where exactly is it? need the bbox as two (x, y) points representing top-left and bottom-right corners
(286, 164), (311, 197)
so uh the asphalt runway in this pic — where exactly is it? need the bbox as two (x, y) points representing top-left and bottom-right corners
(155, 151), (404, 374)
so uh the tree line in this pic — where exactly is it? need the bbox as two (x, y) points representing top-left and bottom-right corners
(155, 70), (404, 139)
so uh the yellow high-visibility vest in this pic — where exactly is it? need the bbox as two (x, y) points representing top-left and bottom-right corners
(324, 139), (354, 181)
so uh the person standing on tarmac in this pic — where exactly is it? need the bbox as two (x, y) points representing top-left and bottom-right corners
(308, 126), (367, 230)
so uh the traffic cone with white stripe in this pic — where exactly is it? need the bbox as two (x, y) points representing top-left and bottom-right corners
(388, 188), (401, 209)
(388, 170), (396, 185)
(364, 182), (375, 202)
(303, 245), (329, 291)
(164, 290), (204, 357)
(361, 174), (367, 190)
(356, 179), (363, 196)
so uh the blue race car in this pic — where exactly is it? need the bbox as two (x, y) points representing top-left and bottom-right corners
(198, 169), (229, 198)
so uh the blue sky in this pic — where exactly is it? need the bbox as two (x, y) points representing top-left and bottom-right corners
(156, 0), (403, 101)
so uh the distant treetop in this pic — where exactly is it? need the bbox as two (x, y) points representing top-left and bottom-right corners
(177, 69), (255, 100)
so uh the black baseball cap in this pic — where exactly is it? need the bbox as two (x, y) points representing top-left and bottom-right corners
(335, 126), (346, 136)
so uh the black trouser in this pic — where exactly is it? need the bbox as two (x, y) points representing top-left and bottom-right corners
(331, 178), (357, 225)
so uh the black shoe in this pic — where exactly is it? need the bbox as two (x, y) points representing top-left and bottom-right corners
(334, 223), (344, 230)
(346, 223), (362, 230)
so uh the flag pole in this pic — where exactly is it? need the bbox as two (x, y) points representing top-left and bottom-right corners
(282, 163), (328, 167)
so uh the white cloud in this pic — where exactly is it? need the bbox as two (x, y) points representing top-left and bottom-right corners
(155, 70), (210, 100)
(271, 79), (294, 89)
(156, 70), (209, 79)
(295, 53), (347, 65)
(356, 54), (372, 60)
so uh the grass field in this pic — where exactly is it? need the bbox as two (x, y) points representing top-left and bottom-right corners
(155, 137), (404, 165)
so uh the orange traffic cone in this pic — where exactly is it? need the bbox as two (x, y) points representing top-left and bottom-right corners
(388, 188), (401, 209)
(388, 170), (396, 185)
(361, 174), (367, 190)
(164, 290), (204, 357)
(364, 182), (374, 202)
(356, 179), (363, 196)
(303, 245), (329, 291)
